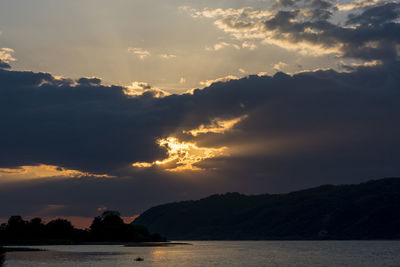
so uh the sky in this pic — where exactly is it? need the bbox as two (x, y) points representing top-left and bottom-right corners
(1, 0), (400, 228)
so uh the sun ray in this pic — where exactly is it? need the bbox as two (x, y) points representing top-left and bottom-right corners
(133, 137), (227, 172)
(133, 115), (247, 171)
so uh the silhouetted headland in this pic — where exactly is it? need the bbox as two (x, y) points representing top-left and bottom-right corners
(133, 178), (400, 240)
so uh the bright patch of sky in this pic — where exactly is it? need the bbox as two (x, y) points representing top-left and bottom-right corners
(0, 0), (379, 93)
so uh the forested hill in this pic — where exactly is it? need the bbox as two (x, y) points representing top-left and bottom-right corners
(133, 178), (400, 240)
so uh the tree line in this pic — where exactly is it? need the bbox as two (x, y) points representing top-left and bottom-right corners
(0, 211), (165, 244)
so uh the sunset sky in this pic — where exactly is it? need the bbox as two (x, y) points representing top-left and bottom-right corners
(1, 0), (400, 228)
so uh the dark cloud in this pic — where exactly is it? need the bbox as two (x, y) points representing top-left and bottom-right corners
(0, 68), (242, 175)
(184, 62), (400, 191)
(274, 0), (332, 9)
(347, 3), (400, 26)
(2, 62), (400, 175)
(261, 2), (400, 62)
(1, 58), (400, 217)
(0, 69), (169, 174)
(77, 77), (102, 87)
(303, 8), (333, 20)
(0, 59), (11, 69)
(309, 0), (333, 9)
(0, 59), (10, 69)
(1, 0), (400, 220)
(274, 0), (296, 7)
(212, 1), (400, 62)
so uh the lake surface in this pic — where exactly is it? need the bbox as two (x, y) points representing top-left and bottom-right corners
(3, 241), (400, 266)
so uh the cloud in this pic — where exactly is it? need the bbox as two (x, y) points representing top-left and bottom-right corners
(206, 42), (240, 51)
(242, 41), (257, 50)
(124, 81), (171, 98)
(182, 115), (247, 137)
(160, 54), (177, 59)
(129, 49), (176, 60)
(0, 60), (10, 69)
(274, 0), (296, 7)
(274, 0), (333, 9)
(0, 69), (176, 175)
(1, 57), (400, 218)
(0, 165), (111, 183)
(128, 47), (151, 59)
(179, 77), (186, 84)
(133, 137), (228, 172)
(77, 77), (102, 87)
(199, 75), (240, 87)
(336, 0), (387, 11)
(339, 59), (383, 71)
(0, 48), (15, 62)
(273, 61), (288, 71)
(346, 2), (400, 25)
(183, 1), (400, 62)
(183, 6), (274, 20)
(0, 48), (15, 69)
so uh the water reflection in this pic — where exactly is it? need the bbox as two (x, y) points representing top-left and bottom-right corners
(4, 242), (400, 267)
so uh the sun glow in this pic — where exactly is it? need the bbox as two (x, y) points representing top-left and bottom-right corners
(133, 137), (227, 171)
(133, 115), (247, 171)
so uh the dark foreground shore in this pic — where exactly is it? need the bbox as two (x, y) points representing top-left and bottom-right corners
(2, 247), (45, 252)
(2, 241), (190, 247)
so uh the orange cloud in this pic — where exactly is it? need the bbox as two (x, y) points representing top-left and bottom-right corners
(133, 115), (247, 171)
(0, 164), (112, 182)
(183, 115), (247, 137)
(133, 137), (227, 171)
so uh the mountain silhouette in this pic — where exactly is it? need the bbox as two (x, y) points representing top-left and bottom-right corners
(133, 178), (400, 240)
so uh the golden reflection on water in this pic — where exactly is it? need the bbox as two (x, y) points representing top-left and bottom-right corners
(5, 242), (400, 266)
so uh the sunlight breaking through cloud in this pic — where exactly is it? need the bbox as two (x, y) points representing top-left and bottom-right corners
(199, 75), (240, 87)
(133, 137), (227, 171)
(133, 115), (246, 171)
(183, 115), (247, 137)
(124, 81), (171, 98)
(0, 48), (15, 63)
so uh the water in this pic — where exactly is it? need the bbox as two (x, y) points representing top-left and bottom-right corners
(4, 241), (400, 267)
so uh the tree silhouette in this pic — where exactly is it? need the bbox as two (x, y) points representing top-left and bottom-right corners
(0, 212), (165, 244)
(90, 211), (132, 241)
(90, 210), (164, 242)
(26, 218), (45, 240)
(5, 216), (27, 241)
(45, 219), (74, 239)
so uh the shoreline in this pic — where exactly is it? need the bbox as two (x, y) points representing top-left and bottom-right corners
(2, 241), (191, 247)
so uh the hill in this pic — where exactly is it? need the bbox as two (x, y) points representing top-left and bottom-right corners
(133, 178), (400, 240)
